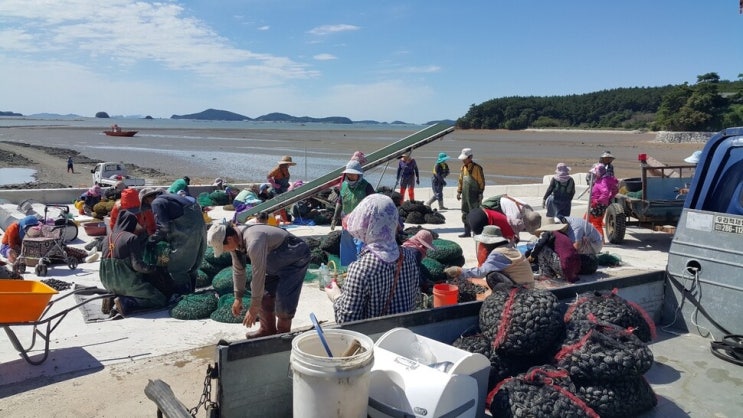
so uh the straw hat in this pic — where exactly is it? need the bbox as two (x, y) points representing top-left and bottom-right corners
(601, 151), (615, 160)
(458, 148), (473, 160)
(277, 155), (297, 166)
(398, 152), (410, 159)
(473, 225), (509, 245)
(536, 223), (569, 233)
(523, 210), (542, 235)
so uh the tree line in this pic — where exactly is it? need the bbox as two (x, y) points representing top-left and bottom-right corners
(456, 72), (743, 131)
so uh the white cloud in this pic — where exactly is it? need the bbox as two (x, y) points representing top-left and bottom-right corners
(307, 24), (360, 36)
(313, 53), (337, 61)
(257, 25), (270, 31)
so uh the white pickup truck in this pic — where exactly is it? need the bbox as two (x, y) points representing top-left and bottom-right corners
(90, 162), (146, 187)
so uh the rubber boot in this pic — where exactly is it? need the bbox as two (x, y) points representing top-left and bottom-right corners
(438, 200), (448, 210)
(246, 294), (277, 339)
(425, 196), (436, 207)
(276, 316), (293, 334)
(458, 223), (471, 238)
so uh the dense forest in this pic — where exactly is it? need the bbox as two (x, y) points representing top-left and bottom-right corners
(456, 72), (743, 131)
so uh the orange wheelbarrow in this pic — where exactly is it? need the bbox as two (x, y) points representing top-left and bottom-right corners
(1, 280), (112, 365)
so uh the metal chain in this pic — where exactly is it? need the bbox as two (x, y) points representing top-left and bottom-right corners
(189, 363), (219, 417)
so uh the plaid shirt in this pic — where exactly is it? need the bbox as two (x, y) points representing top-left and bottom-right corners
(334, 246), (420, 323)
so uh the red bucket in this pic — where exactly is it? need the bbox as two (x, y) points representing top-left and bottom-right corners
(432, 284), (459, 307)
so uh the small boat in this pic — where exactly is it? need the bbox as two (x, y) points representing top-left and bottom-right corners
(103, 130), (137, 137)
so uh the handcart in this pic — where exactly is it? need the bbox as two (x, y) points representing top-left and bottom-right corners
(14, 221), (82, 277)
(605, 154), (696, 244)
(0, 280), (112, 365)
(43, 204), (79, 243)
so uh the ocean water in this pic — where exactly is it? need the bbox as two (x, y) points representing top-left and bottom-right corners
(1, 116), (680, 186)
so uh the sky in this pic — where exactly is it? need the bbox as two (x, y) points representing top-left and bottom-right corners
(1, 1), (742, 124)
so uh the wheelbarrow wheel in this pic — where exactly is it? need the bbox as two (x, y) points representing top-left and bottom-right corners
(14, 262), (27, 274)
(68, 257), (78, 270)
(606, 202), (626, 244)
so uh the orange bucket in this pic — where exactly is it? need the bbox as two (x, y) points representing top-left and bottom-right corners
(433, 283), (459, 307)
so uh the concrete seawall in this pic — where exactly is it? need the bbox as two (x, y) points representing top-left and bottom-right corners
(0, 173), (589, 206)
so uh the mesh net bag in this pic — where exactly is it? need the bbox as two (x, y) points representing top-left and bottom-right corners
(426, 239), (463, 265)
(309, 247), (329, 267)
(169, 291), (219, 320)
(143, 241), (171, 267)
(208, 190), (230, 206)
(555, 318), (654, 381)
(405, 211), (426, 224)
(195, 269), (210, 289)
(199, 259), (223, 281)
(320, 230), (341, 255)
(211, 265), (251, 296)
(564, 289), (656, 342)
(488, 366), (600, 418)
(575, 376), (657, 418)
(203, 246), (234, 268)
(420, 257), (445, 283)
(197, 192), (213, 207)
(480, 287), (564, 357)
(424, 211), (446, 224)
(210, 294), (252, 323)
(449, 277), (487, 303)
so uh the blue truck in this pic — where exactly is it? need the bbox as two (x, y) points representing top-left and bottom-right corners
(664, 126), (743, 343)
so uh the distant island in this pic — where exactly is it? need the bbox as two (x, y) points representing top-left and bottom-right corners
(169, 108), (454, 125)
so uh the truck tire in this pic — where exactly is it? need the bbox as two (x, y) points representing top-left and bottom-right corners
(606, 203), (626, 244)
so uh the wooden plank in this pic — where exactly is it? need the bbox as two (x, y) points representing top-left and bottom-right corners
(144, 379), (192, 418)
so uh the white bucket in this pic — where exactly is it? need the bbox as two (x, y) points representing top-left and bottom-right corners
(291, 329), (374, 418)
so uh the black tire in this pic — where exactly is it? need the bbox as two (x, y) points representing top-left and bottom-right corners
(17, 262), (27, 274)
(35, 263), (48, 277)
(62, 220), (79, 243)
(68, 258), (78, 270)
(606, 202), (626, 244)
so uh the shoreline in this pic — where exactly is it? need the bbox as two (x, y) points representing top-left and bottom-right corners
(0, 126), (706, 191)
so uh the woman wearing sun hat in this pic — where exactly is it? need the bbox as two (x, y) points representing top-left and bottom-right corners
(425, 152), (451, 210)
(444, 225), (533, 289)
(267, 155), (297, 195)
(542, 162), (575, 218)
(527, 222), (581, 283)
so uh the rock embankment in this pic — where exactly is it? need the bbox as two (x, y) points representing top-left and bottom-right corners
(655, 131), (713, 143)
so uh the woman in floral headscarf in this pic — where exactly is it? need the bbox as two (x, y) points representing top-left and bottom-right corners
(326, 194), (420, 323)
(543, 162), (575, 218)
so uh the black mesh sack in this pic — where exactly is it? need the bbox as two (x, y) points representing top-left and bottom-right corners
(320, 230), (341, 255)
(309, 247), (329, 266)
(400, 200), (431, 215)
(424, 212), (446, 224)
(555, 319), (654, 381)
(564, 289), (656, 342)
(575, 376), (657, 418)
(479, 287), (564, 357)
(405, 211), (426, 224)
(448, 277), (487, 303)
(489, 367), (600, 418)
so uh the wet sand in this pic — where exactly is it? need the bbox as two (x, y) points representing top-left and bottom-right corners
(0, 125), (704, 189)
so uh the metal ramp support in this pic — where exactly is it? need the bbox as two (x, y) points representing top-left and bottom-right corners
(235, 123), (455, 223)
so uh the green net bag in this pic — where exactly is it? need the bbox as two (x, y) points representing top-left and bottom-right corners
(195, 269), (210, 289)
(203, 246), (233, 268)
(143, 241), (171, 267)
(212, 265), (251, 295)
(210, 294), (252, 323)
(426, 239), (463, 265)
(197, 192), (214, 207)
(208, 190), (230, 206)
(169, 291), (219, 320)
